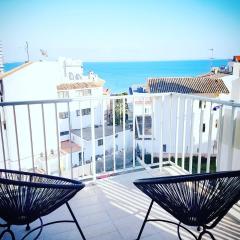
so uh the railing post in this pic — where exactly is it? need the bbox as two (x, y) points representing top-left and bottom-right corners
(216, 106), (223, 171)
(13, 105), (21, 171)
(175, 96), (180, 166)
(168, 93), (173, 163)
(159, 96), (163, 171)
(132, 96), (136, 168)
(27, 104), (35, 173)
(181, 98), (187, 170)
(102, 98), (106, 173)
(197, 104), (204, 173)
(112, 98), (116, 172)
(123, 97), (126, 169)
(67, 102), (73, 179)
(206, 103), (213, 173)
(189, 99), (195, 174)
(91, 100), (96, 181)
(0, 109), (6, 169)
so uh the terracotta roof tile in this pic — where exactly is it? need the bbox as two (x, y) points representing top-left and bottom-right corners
(147, 77), (229, 94)
(57, 80), (104, 90)
(61, 140), (81, 153)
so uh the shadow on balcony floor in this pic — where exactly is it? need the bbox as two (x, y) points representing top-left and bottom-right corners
(3, 166), (240, 240)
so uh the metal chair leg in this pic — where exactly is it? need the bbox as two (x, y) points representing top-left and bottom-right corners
(198, 230), (216, 240)
(136, 200), (154, 240)
(0, 227), (16, 240)
(66, 202), (86, 240)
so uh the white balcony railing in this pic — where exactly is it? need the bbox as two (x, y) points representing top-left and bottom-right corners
(0, 93), (240, 180)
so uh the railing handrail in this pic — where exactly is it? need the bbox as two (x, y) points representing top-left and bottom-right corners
(1, 92), (240, 108)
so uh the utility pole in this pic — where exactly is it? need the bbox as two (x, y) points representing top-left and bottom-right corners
(25, 41), (29, 62)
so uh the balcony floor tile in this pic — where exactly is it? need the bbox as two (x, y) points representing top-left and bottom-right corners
(3, 166), (240, 240)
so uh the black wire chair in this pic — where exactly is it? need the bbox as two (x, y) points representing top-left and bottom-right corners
(134, 170), (240, 240)
(0, 169), (86, 240)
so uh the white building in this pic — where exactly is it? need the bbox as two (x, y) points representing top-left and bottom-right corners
(0, 58), (130, 177)
(130, 76), (230, 167)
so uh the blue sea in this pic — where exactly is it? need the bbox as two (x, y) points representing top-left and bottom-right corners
(4, 59), (228, 93)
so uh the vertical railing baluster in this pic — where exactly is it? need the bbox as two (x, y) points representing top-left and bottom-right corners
(79, 101), (84, 177)
(159, 96), (163, 171)
(67, 102), (73, 179)
(0, 109), (6, 169)
(216, 105), (223, 171)
(151, 96), (154, 165)
(228, 106), (236, 170)
(197, 104), (204, 173)
(132, 96), (136, 168)
(54, 103), (61, 176)
(102, 98), (106, 172)
(41, 104), (48, 174)
(27, 104), (35, 172)
(13, 105), (21, 171)
(169, 94), (173, 163)
(123, 97), (126, 169)
(189, 99), (195, 173)
(206, 103), (213, 173)
(142, 97), (145, 164)
(112, 98), (116, 172)
(181, 98), (188, 170)
(175, 96), (180, 165)
(91, 100), (96, 180)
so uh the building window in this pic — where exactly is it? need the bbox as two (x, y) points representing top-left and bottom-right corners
(163, 144), (167, 152)
(199, 101), (206, 109)
(202, 123), (206, 132)
(59, 112), (69, 119)
(60, 131), (69, 136)
(78, 152), (84, 163)
(75, 90), (83, 97)
(83, 89), (91, 96)
(98, 139), (103, 146)
(76, 108), (91, 116)
(76, 110), (80, 116)
(58, 91), (69, 99)
(75, 73), (81, 80)
(82, 108), (91, 116)
(69, 72), (74, 80)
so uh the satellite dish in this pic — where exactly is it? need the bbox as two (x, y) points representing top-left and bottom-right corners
(40, 49), (48, 57)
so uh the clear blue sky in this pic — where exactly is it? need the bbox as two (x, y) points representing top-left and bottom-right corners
(0, 0), (239, 62)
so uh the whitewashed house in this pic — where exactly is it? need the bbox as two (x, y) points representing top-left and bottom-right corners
(130, 76), (230, 168)
(0, 57), (135, 177)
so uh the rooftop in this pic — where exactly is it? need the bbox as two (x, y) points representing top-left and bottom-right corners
(10, 167), (240, 240)
(61, 140), (81, 153)
(72, 124), (130, 141)
(147, 77), (229, 94)
(57, 80), (105, 90)
(0, 62), (32, 79)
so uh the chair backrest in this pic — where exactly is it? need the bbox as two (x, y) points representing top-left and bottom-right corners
(134, 171), (240, 227)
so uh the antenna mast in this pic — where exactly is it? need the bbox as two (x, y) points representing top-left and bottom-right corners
(25, 41), (29, 62)
(209, 48), (214, 69)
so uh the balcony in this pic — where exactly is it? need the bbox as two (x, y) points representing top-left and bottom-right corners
(0, 93), (240, 239)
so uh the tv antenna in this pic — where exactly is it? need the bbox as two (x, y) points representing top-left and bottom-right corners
(25, 41), (29, 62)
(209, 48), (214, 69)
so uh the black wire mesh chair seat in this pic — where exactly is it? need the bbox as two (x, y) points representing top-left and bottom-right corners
(0, 169), (86, 240)
(134, 170), (240, 240)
